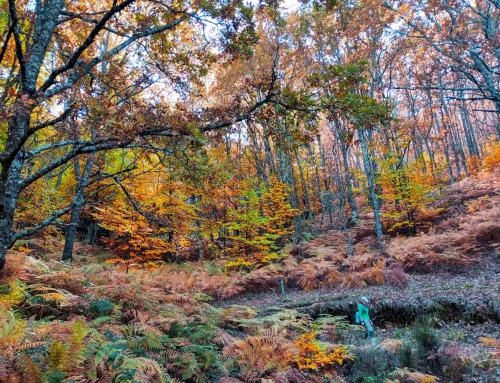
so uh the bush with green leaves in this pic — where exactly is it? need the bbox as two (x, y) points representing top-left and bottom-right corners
(412, 316), (440, 355)
(398, 342), (414, 369)
(346, 346), (399, 383)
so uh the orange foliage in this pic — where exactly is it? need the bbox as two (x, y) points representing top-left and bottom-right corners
(479, 337), (500, 363)
(295, 332), (353, 376)
(94, 201), (170, 269)
(467, 155), (482, 175)
(223, 330), (297, 380)
(482, 141), (500, 172)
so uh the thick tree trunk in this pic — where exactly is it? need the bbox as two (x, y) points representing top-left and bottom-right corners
(0, 109), (31, 269)
(0, 0), (66, 269)
(62, 201), (82, 262)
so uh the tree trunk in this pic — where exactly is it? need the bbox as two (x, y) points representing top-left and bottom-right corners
(62, 156), (94, 262)
(358, 128), (383, 239)
(0, 110), (31, 269)
(458, 98), (480, 158)
(0, 0), (66, 269)
(294, 148), (315, 236)
(317, 136), (334, 229)
(340, 138), (358, 223)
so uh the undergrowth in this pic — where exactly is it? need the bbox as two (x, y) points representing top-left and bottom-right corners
(1, 170), (499, 382)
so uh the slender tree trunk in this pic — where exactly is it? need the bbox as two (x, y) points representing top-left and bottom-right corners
(340, 139), (358, 223)
(62, 156), (94, 262)
(358, 128), (383, 239)
(294, 148), (315, 236)
(317, 136), (334, 229)
(308, 145), (323, 227)
(450, 120), (469, 176)
(333, 118), (358, 223)
(458, 98), (480, 158)
(438, 82), (462, 179)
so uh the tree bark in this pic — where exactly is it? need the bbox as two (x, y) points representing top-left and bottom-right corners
(62, 156), (94, 262)
(358, 128), (383, 239)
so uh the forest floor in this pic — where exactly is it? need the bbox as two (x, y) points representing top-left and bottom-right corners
(213, 227), (500, 382)
(216, 254), (500, 322)
(215, 254), (500, 371)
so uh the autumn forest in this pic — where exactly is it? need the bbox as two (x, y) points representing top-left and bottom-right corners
(0, 0), (499, 382)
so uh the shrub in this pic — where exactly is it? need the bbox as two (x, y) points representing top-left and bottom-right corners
(312, 315), (360, 343)
(383, 264), (409, 287)
(387, 368), (439, 383)
(479, 337), (500, 373)
(398, 342), (414, 369)
(223, 330), (297, 381)
(295, 332), (353, 378)
(89, 298), (114, 315)
(348, 345), (399, 382)
(440, 344), (472, 381)
(483, 141), (500, 171)
(412, 316), (440, 356)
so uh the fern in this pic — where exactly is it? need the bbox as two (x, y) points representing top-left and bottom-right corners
(14, 353), (44, 383)
(91, 315), (114, 328)
(312, 315), (362, 341)
(0, 356), (10, 383)
(14, 341), (48, 352)
(0, 280), (26, 308)
(238, 309), (310, 333)
(48, 341), (69, 372)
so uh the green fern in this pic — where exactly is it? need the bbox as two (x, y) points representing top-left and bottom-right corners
(48, 341), (69, 372)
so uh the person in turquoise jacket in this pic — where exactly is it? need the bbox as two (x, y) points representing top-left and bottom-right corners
(355, 296), (375, 339)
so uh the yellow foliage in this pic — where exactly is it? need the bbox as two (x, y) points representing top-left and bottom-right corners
(224, 258), (256, 271)
(387, 368), (439, 382)
(378, 154), (436, 233)
(295, 332), (353, 375)
(41, 292), (65, 301)
(480, 337), (500, 362)
(0, 280), (26, 309)
(480, 337), (500, 348)
(482, 141), (500, 172)
(0, 310), (27, 348)
(467, 155), (481, 175)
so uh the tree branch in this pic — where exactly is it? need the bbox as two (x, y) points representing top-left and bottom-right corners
(114, 176), (171, 227)
(43, 16), (188, 98)
(0, 108), (73, 164)
(0, 23), (14, 66)
(13, 204), (74, 242)
(39, 0), (136, 93)
(8, 0), (26, 85)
